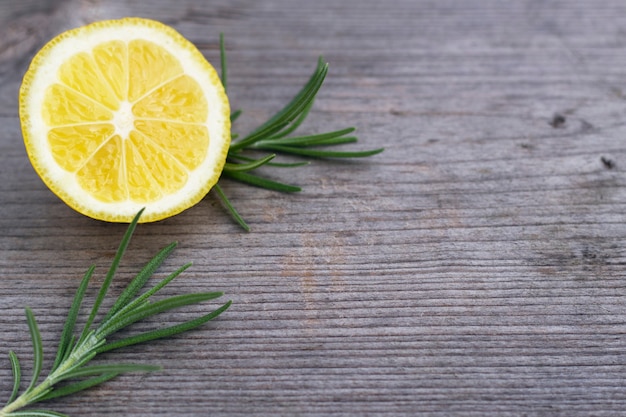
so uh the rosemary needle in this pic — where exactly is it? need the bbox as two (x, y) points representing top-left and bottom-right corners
(214, 34), (384, 230)
(0, 209), (230, 417)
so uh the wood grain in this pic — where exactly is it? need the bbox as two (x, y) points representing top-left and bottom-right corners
(1, 0), (626, 415)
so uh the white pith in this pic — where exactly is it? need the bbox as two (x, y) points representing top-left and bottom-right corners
(113, 101), (135, 140)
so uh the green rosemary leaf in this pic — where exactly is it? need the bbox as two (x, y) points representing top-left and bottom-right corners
(252, 144), (385, 159)
(256, 160), (310, 168)
(254, 128), (357, 147)
(227, 153), (310, 168)
(61, 364), (161, 380)
(99, 293), (225, 338)
(103, 242), (178, 323)
(213, 184), (250, 231)
(219, 34), (243, 123)
(6, 410), (69, 417)
(223, 170), (301, 193)
(7, 351), (21, 405)
(58, 336), (75, 365)
(219, 32), (227, 92)
(267, 97), (315, 140)
(98, 300), (232, 353)
(79, 209), (144, 343)
(24, 309), (42, 393)
(230, 109), (242, 123)
(269, 136), (359, 148)
(223, 154), (276, 172)
(37, 373), (118, 403)
(52, 265), (94, 372)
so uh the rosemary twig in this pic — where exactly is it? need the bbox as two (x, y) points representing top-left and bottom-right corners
(0, 209), (231, 417)
(215, 34), (384, 230)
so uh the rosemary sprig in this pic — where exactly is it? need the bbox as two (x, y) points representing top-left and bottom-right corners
(214, 35), (384, 231)
(1, 209), (231, 417)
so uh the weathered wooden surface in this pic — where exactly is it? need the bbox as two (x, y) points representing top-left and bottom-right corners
(1, 0), (626, 415)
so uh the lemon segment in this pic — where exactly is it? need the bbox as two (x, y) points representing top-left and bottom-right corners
(48, 124), (116, 171)
(133, 120), (209, 170)
(127, 130), (188, 197)
(92, 41), (128, 102)
(58, 51), (120, 110)
(127, 40), (184, 102)
(76, 135), (126, 203)
(133, 75), (208, 122)
(19, 18), (230, 222)
(43, 84), (114, 126)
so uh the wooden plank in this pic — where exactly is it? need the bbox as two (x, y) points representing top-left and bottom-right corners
(1, 0), (626, 415)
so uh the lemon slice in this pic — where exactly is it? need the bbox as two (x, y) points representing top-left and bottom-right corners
(19, 18), (230, 223)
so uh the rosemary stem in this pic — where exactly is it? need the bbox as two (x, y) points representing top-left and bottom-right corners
(1, 333), (102, 415)
(1, 378), (48, 415)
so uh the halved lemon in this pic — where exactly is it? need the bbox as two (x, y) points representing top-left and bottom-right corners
(19, 18), (230, 223)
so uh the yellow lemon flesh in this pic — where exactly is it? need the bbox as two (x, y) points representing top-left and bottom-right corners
(19, 18), (230, 223)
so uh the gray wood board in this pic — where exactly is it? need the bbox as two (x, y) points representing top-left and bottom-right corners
(1, 0), (625, 415)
